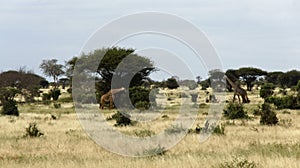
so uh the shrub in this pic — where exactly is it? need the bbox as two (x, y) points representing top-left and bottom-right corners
(134, 101), (150, 110)
(134, 129), (155, 138)
(53, 103), (61, 109)
(50, 88), (61, 101)
(1, 99), (19, 116)
(219, 157), (259, 168)
(67, 87), (72, 94)
(266, 96), (300, 109)
(24, 122), (44, 137)
(42, 93), (51, 101)
(129, 87), (155, 109)
(191, 93), (198, 103)
(213, 123), (225, 135)
(260, 103), (278, 125)
(223, 102), (248, 119)
(252, 108), (261, 116)
(166, 78), (179, 89)
(161, 114), (169, 119)
(259, 83), (275, 99)
(200, 80), (209, 90)
(141, 145), (166, 156)
(111, 111), (131, 126)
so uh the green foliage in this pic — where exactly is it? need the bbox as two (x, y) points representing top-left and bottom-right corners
(179, 80), (198, 90)
(200, 79), (210, 90)
(50, 88), (61, 101)
(224, 102), (248, 119)
(278, 70), (300, 88)
(42, 93), (51, 101)
(266, 95), (300, 109)
(0, 70), (44, 102)
(134, 129), (155, 138)
(111, 111), (131, 126)
(297, 80), (300, 92)
(166, 78), (179, 89)
(53, 103), (61, 109)
(209, 69), (226, 92)
(236, 67), (267, 91)
(39, 79), (49, 88)
(1, 99), (19, 116)
(191, 93), (198, 103)
(219, 157), (259, 168)
(260, 103), (278, 125)
(265, 71), (284, 86)
(141, 145), (166, 156)
(39, 59), (64, 84)
(24, 122), (44, 137)
(115, 86), (156, 110)
(213, 123), (225, 135)
(134, 101), (150, 110)
(259, 83), (275, 99)
(0, 87), (20, 102)
(76, 47), (155, 93)
(252, 108), (261, 116)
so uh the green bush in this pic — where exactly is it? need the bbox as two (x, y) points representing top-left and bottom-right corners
(260, 103), (278, 125)
(141, 145), (166, 156)
(134, 129), (155, 138)
(1, 99), (19, 116)
(111, 111), (131, 126)
(24, 122), (44, 137)
(219, 157), (259, 168)
(213, 123), (225, 135)
(266, 95), (300, 109)
(134, 101), (150, 110)
(53, 103), (61, 109)
(223, 102), (248, 119)
(259, 83), (275, 99)
(129, 87), (155, 109)
(191, 93), (198, 103)
(166, 78), (179, 89)
(42, 93), (51, 101)
(50, 88), (61, 101)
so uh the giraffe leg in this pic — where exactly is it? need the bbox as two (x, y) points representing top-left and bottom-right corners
(237, 94), (241, 102)
(109, 99), (113, 109)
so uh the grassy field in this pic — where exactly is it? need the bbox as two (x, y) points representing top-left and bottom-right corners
(1, 88), (300, 168)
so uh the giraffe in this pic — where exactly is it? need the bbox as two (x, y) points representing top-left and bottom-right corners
(225, 76), (250, 103)
(100, 87), (125, 109)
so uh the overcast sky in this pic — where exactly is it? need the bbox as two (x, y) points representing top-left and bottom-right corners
(1, 0), (300, 80)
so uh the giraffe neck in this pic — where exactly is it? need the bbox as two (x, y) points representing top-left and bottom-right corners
(226, 76), (238, 89)
(110, 88), (125, 95)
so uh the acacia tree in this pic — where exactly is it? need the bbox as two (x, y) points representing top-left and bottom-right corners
(278, 70), (300, 88)
(65, 57), (78, 83)
(0, 87), (20, 116)
(265, 71), (284, 86)
(39, 59), (64, 86)
(208, 69), (226, 92)
(0, 70), (45, 102)
(75, 47), (155, 92)
(236, 67), (267, 91)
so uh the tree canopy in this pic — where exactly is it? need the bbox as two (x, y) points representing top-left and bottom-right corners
(39, 59), (64, 84)
(236, 67), (267, 91)
(73, 47), (156, 94)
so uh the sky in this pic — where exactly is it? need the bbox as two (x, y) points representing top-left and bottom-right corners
(1, 0), (300, 81)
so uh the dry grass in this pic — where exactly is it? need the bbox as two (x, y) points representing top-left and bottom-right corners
(1, 89), (300, 168)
